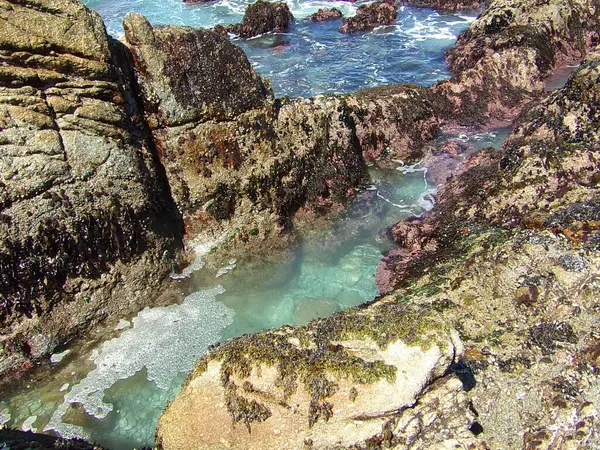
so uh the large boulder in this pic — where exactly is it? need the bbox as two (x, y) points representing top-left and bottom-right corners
(339, 0), (398, 34)
(228, 0), (294, 38)
(0, 0), (182, 375)
(156, 301), (463, 449)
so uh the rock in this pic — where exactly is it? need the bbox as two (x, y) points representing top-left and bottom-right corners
(156, 301), (463, 449)
(0, 428), (106, 449)
(401, 0), (481, 11)
(124, 17), (441, 260)
(432, 0), (599, 127)
(308, 8), (343, 23)
(227, 0), (294, 38)
(123, 14), (272, 126)
(0, 0), (182, 377)
(339, 0), (398, 34)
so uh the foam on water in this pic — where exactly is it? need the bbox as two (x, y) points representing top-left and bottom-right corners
(44, 286), (234, 440)
(83, 0), (477, 98)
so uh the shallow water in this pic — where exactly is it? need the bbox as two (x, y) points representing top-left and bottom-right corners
(0, 164), (437, 449)
(84, 0), (477, 98)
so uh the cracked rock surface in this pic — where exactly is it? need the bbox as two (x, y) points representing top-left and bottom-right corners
(0, 0), (182, 375)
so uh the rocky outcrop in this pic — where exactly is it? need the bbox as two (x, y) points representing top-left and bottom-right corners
(401, 0), (481, 11)
(157, 301), (463, 449)
(432, 0), (599, 127)
(0, 0), (182, 376)
(309, 8), (343, 23)
(158, 50), (600, 449)
(123, 15), (441, 260)
(227, 0), (294, 38)
(339, 0), (398, 34)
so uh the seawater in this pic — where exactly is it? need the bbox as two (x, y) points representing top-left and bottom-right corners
(83, 0), (477, 98)
(0, 165), (436, 449)
(0, 1), (483, 447)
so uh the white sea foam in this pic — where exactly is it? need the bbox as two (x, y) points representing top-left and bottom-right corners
(0, 408), (10, 425)
(21, 415), (37, 432)
(45, 286), (234, 440)
(171, 238), (223, 279)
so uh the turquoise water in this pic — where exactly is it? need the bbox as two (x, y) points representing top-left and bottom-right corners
(84, 0), (477, 98)
(0, 1), (484, 446)
(0, 165), (436, 449)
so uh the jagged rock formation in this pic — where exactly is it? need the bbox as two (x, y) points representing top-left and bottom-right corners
(432, 0), (600, 126)
(339, 0), (398, 34)
(123, 15), (441, 258)
(157, 57), (600, 450)
(309, 8), (343, 23)
(0, 0), (182, 376)
(226, 0), (294, 38)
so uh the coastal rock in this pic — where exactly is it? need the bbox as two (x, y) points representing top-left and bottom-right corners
(401, 0), (481, 11)
(156, 301), (463, 449)
(349, 84), (441, 162)
(124, 16), (441, 259)
(339, 0), (398, 34)
(0, 428), (105, 449)
(309, 8), (343, 23)
(0, 0), (182, 376)
(433, 0), (599, 126)
(228, 0), (294, 38)
(375, 59), (600, 447)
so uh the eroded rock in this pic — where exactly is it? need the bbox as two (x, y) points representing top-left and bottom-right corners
(156, 301), (463, 449)
(228, 0), (294, 38)
(309, 8), (343, 23)
(0, 0), (182, 376)
(339, 0), (398, 34)
(432, 0), (600, 126)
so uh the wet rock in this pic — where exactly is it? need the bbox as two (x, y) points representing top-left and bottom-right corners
(227, 0), (294, 38)
(339, 0), (398, 34)
(309, 7), (343, 23)
(124, 17), (441, 259)
(402, 0), (481, 11)
(0, 428), (107, 449)
(433, 0), (600, 127)
(0, 0), (182, 377)
(156, 301), (463, 449)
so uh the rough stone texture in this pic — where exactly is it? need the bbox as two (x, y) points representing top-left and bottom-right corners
(349, 84), (441, 162)
(401, 0), (481, 11)
(0, 428), (106, 449)
(158, 49), (600, 450)
(157, 301), (463, 449)
(339, 0), (398, 34)
(309, 8), (343, 23)
(373, 60), (600, 448)
(227, 0), (294, 38)
(0, 0), (182, 376)
(124, 17), (441, 262)
(432, 0), (600, 127)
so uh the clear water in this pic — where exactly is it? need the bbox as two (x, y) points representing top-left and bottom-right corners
(0, 165), (435, 449)
(84, 0), (477, 98)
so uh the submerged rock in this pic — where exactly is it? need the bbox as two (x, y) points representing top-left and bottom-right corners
(0, 0), (182, 377)
(339, 0), (398, 33)
(227, 0), (294, 38)
(309, 7), (343, 23)
(0, 428), (106, 450)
